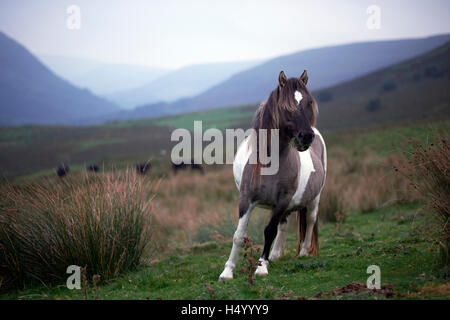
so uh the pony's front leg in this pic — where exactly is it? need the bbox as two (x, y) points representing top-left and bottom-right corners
(256, 203), (289, 276)
(298, 196), (319, 257)
(219, 201), (255, 281)
(268, 215), (291, 261)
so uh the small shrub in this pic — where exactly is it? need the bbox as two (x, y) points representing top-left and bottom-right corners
(425, 66), (444, 79)
(366, 98), (381, 112)
(400, 138), (450, 265)
(381, 81), (397, 92)
(0, 169), (156, 291)
(240, 237), (260, 285)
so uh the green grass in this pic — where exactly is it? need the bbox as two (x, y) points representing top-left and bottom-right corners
(352, 120), (450, 156)
(2, 205), (448, 300)
(78, 138), (125, 152)
(104, 105), (255, 131)
(153, 105), (255, 131)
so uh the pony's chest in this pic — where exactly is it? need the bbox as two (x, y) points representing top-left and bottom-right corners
(288, 149), (324, 209)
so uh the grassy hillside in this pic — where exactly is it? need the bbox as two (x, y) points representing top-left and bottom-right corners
(0, 124), (173, 179)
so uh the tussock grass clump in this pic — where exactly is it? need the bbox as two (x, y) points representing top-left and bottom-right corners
(401, 138), (450, 264)
(0, 169), (156, 291)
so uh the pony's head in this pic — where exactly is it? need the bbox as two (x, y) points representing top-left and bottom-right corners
(255, 70), (318, 152)
(276, 70), (318, 151)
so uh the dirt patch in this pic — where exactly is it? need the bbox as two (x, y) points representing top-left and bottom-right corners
(408, 283), (450, 298)
(310, 282), (403, 299)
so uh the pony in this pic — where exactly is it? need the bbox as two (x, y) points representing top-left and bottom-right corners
(219, 70), (327, 280)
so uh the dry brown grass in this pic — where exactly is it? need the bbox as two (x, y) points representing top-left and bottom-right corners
(319, 148), (418, 222)
(151, 168), (239, 246)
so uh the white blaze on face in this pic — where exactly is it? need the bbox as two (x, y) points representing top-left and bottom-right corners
(295, 90), (303, 105)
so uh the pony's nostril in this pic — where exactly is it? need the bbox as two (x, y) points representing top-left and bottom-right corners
(300, 132), (315, 145)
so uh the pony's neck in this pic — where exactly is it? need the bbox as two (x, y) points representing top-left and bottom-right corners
(278, 130), (293, 155)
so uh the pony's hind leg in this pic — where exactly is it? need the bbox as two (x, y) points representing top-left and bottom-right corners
(219, 200), (255, 281)
(297, 196), (320, 257)
(268, 214), (291, 261)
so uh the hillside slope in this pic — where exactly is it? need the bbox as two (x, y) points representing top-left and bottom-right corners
(121, 34), (450, 120)
(315, 42), (450, 131)
(0, 32), (120, 126)
(196, 42), (450, 132)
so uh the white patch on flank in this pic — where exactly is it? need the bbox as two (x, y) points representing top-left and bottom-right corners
(312, 127), (327, 174)
(233, 136), (252, 190)
(295, 90), (303, 105)
(288, 148), (316, 209)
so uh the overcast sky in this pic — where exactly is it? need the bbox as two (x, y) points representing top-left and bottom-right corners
(0, 0), (449, 69)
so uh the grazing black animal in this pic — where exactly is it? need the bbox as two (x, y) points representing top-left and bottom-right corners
(87, 164), (99, 172)
(191, 163), (205, 174)
(136, 162), (151, 175)
(172, 160), (188, 175)
(56, 163), (70, 177)
(172, 159), (205, 175)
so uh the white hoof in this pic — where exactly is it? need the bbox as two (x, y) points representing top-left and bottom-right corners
(297, 248), (309, 257)
(255, 259), (269, 276)
(219, 267), (233, 281)
(268, 250), (281, 261)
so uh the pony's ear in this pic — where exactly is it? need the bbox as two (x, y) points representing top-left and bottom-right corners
(278, 71), (287, 88)
(299, 70), (308, 85)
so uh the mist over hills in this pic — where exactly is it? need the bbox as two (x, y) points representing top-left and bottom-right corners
(0, 32), (119, 126)
(38, 55), (169, 96)
(108, 60), (262, 109)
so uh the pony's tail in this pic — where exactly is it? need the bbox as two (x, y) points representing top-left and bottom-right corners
(296, 209), (319, 256)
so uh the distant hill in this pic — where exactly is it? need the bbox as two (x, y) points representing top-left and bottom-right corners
(314, 41), (450, 131)
(115, 34), (450, 121)
(38, 55), (169, 96)
(0, 32), (120, 126)
(144, 42), (450, 133)
(108, 60), (262, 108)
(37, 55), (106, 80)
(224, 42), (450, 132)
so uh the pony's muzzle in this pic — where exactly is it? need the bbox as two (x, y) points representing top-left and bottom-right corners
(296, 131), (315, 151)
